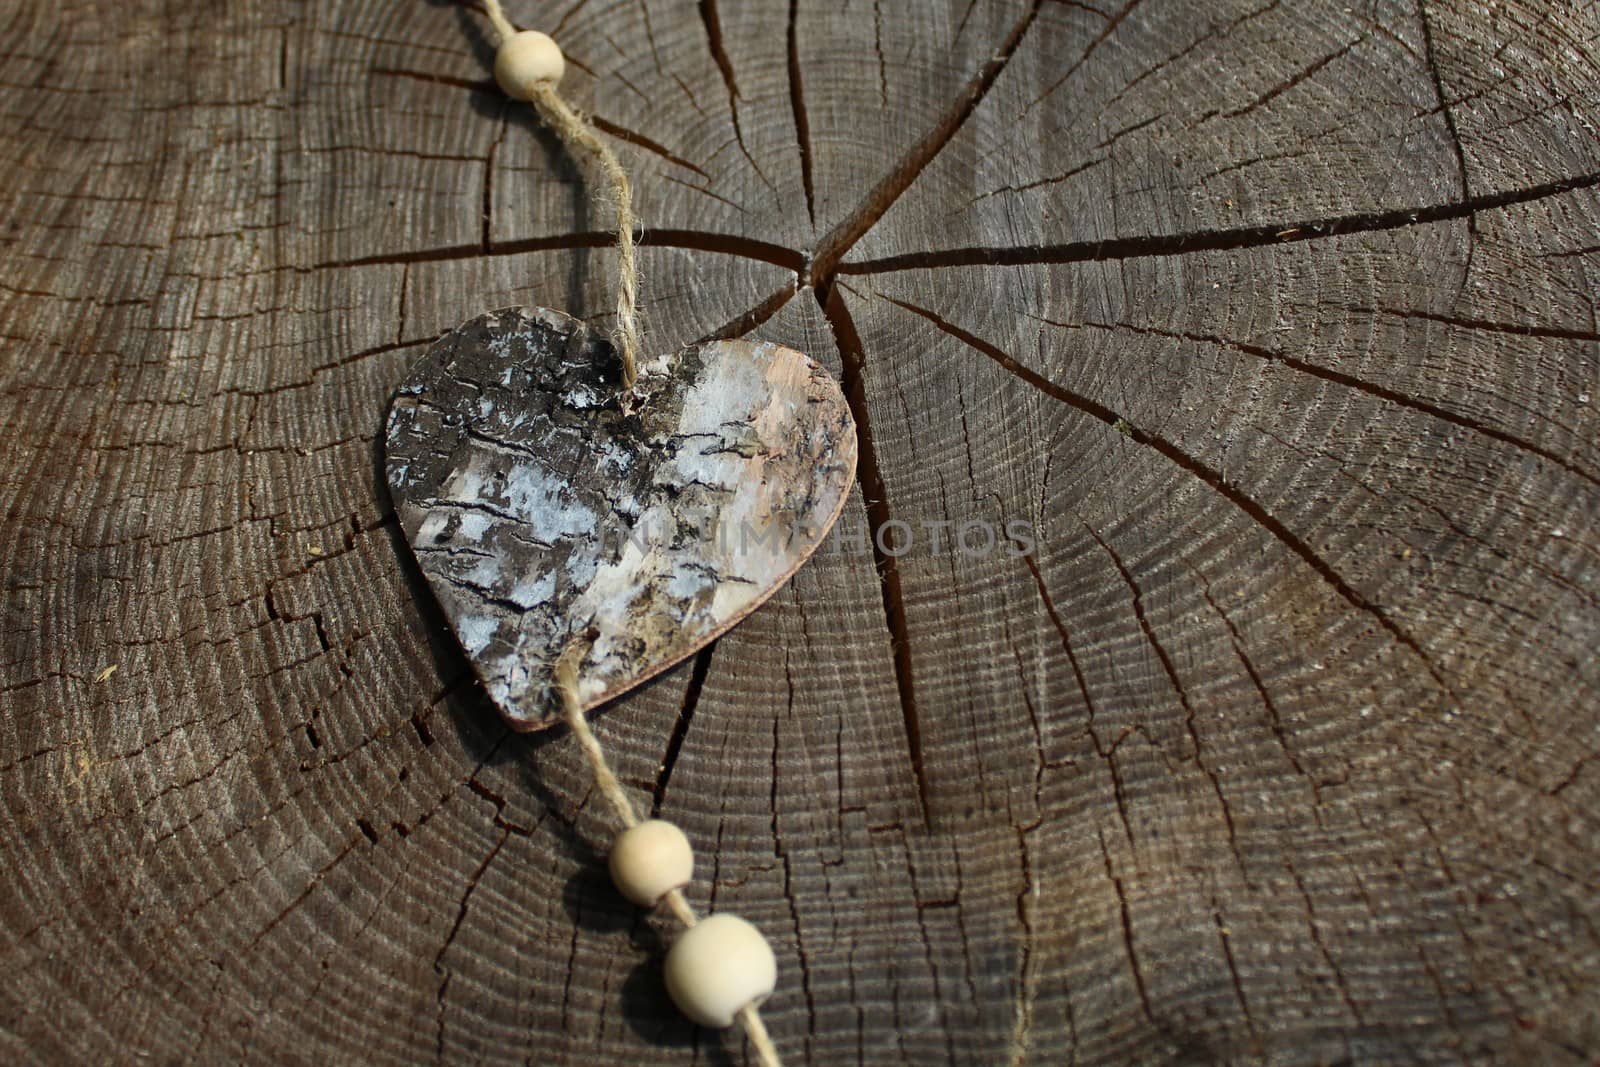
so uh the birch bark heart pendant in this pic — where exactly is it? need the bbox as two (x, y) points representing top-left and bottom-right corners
(384, 307), (857, 730)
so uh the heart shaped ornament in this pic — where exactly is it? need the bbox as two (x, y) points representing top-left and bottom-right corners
(385, 307), (858, 730)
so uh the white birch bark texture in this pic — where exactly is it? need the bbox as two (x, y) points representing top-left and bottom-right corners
(386, 307), (857, 728)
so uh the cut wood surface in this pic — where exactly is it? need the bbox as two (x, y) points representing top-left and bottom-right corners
(2, 0), (1597, 1063)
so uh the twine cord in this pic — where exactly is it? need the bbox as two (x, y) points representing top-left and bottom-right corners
(481, 0), (516, 43)
(476, 6), (780, 1061)
(554, 645), (782, 1067)
(526, 85), (642, 392)
(482, 0), (642, 392)
(552, 648), (638, 832)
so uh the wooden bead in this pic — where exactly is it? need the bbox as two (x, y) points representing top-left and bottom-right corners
(608, 819), (693, 907)
(494, 30), (564, 99)
(664, 914), (777, 1029)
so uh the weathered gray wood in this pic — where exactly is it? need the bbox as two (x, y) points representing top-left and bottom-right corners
(2, 0), (1598, 1064)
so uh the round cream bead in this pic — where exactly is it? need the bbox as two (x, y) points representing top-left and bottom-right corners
(664, 914), (778, 1029)
(608, 819), (694, 907)
(494, 30), (565, 99)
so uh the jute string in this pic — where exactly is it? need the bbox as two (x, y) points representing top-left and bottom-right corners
(483, 0), (642, 393)
(478, 6), (781, 1062)
(555, 647), (782, 1067)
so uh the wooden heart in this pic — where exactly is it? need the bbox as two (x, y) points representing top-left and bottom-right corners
(385, 307), (857, 730)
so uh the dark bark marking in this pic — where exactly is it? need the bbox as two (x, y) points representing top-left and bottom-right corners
(1552, 750), (1598, 797)
(695, 0), (775, 195)
(316, 228), (805, 274)
(819, 284), (929, 823)
(1083, 522), (1247, 877)
(1017, 521), (1157, 852)
(662, 172), (746, 214)
(1009, 825), (1040, 1067)
(1195, 576), (1321, 807)
(637, 0), (665, 77)
(1207, 34), (1364, 121)
(841, 171), (1600, 274)
(551, 0), (592, 40)
(1416, 0), (1478, 301)
(1417, 5), (1474, 202)
(481, 99), (508, 254)
(650, 644), (713, 815)
(396, 263), (411, 344)
(1099, 829), (1156, 1024)
(1370, 304), (1600, 343)
(433, 828), (510, 1062)
(1021, 0), (1143, 117)
(968, 156), (1108, 206)
(697, 0), (738, 102)
(1093, 112), (1161, 151)
(1539, 242), (1600, 259)
(1286, 859), (1366, 1025)
(1101, 0), (1281, 112)
(694, 280), (799, 345)
(1065, 318), (1600, 490)
(769, 716), (818, 1059)
(1019, 554), (1101, 744)
(245, 836), (364, 950)
(786, 0), (816, 226)
(588, 115), (712, 180)
(954, 0), (983, 41)
(376, 66), (718, 185)
(1214, 905), (1261, 1044)
(806, 0), (1043, 282)
(872, 0), (889, 110)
